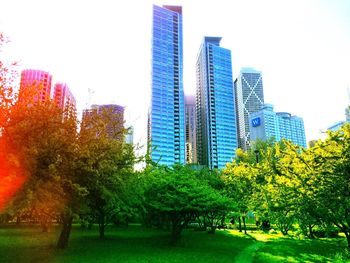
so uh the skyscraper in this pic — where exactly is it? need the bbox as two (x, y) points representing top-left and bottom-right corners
(53, 82), (76, 119)
(250, 104), (307, 148)
(19, 69), (52, 103)
(148, 5), (185, 165)
(196, 37), (238, 169)
(234, 68), (264, 150)
(185, 95), (197, 164)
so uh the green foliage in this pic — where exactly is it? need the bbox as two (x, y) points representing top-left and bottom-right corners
(223, 126), (350, 247)
(0, 225), (347, 262)
(77, 106), (137, 238)
(142, 165), (233, 244)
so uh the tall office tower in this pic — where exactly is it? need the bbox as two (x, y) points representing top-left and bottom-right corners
(250, 104), (307, 148)
(19, 69), (52, 103)
(234, 68), (264, 150)
(82, 104), (125, 141)
(148, 5), (185, 165)
(185, 95), (197, 164)
(53, 82), (76, 119)
(196, 37), (238, 169)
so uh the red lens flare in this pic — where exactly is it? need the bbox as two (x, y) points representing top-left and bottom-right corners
(0, 151), (26, 212)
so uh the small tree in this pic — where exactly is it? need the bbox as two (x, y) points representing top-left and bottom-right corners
(78, 106), (136, 238)
(143, 165), (232, 244)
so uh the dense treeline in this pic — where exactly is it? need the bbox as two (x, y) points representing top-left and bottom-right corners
(222, 127), (350, 247)
(1, 32), (350, 249)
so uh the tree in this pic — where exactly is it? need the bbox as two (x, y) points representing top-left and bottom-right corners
(2, 82), (86, 248)
(223, 159), (257, 234)
(303, 125), (350, 247)
(0, 32), (21, 213)
(78, 106), (136, 238)
(143, 165), (232, 244)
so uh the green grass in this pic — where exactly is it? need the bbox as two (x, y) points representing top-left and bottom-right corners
(0, 224), (348, 263)
(229, 230), (349, 263)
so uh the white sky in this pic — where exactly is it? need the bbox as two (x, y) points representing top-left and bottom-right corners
(1, 0), (350, 151)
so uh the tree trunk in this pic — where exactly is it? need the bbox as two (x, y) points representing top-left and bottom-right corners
(308, 225), (315, 239)
(238, 216), (242, 232)
(16, 215), (21, 225)
(41, 221), (49, 233)
(41, 216), (51, 233)
(207, 214), (215, 234)
(57, 215), (73, 249)
(344, 231), (350, 248)
(170, 221), (182, 245)
(170, 215), (185, 245)
(99, 215), (105, 239)
(242, 216), (247, 234)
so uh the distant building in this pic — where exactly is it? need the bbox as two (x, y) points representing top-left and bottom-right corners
(125, 126), (134, 145)
(250, 104), (307, 148)
(327, 101), (350, 132)
(148, 5), (185, 165)
(327, 121), (346, 132)
(234, 68), (264, 150)
(82, 104), (125, 141)
(53, 82), (76, 119)
(196, 37), (238, 169)
(19, 69), (52, 103)
(185, 95), (197, 164)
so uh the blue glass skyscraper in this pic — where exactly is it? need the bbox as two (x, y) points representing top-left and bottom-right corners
(149, 5), (185, 165)
(196, 37), (238, 169)
(250, 104), (307, 148)
(234, 68), (265, 150)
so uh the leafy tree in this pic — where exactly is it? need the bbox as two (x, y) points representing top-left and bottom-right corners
(143, 165), (232, 244)
(78, 106), (136, 238)
(0, 32), (21, 212)
(304, 125), (350, 247)
(223, 159), (257, 234)
(2, 81), (86, 248)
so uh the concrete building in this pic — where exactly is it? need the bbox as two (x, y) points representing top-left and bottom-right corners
(19, 69), (52, 103)
(53, 82), (76, 119)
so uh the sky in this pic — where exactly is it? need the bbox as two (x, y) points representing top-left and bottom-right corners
(1, 0), (350, 152)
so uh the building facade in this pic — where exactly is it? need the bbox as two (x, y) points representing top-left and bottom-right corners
(196, 37), (238, 169)
(250, 104), (307, 148)
(53, 82), (76, 118)
(234, 68), (264, 150)
(185, 95), (197, 164)
(19, 69), (52, 103)
(125, 126), (134, 145)
(82, 104), (125, 141)
(148, 5), (185, 165)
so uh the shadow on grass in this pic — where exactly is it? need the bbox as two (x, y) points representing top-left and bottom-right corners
(55, 225), (256, 263)
(0, 226), (59, 263)
(254, 235), (348, 263)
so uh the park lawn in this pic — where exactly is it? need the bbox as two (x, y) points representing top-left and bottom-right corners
(229, 229), (349, 263)
(252, 235), (349, 263)
(0, 224), (254, 263)
(0, 224), (348, 263)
